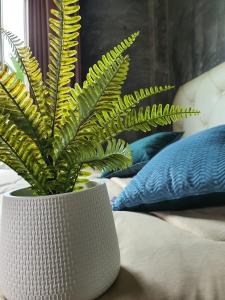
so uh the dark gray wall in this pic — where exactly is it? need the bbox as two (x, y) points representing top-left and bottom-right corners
(80, 0), (225, 141)
(80, 0), (154, 91)
(170, 0), (225, 86)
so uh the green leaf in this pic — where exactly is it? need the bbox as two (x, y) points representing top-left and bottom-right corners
(0, 28), (50, 120)
(84, 104), (200, 142)
(65, 139), (132, 173)
(46, 0), (81, 139)
(82, 31), (139, 90)
(53, 55), (129, 161)
(0, 65), (48, 140)
(78, 84), (175, 138)
(78, 55), (128, 121)
(0, 113), (52, 194)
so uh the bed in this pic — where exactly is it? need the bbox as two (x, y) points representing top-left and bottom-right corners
(100, 62), (225, 300)
(1, 63), (225, 299)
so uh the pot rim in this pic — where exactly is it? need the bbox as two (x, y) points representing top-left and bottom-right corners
(3, 180), (106, 200)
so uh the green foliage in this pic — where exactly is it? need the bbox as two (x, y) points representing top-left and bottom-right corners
(0, 113), (52, 195)
(8, 55), (25, 82)
(0, 0), (200, 195)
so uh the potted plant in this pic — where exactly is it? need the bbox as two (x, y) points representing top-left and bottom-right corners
(0, 0), (199, 299)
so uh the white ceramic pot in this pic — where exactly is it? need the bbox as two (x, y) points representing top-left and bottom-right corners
(0, 182), (120, 300)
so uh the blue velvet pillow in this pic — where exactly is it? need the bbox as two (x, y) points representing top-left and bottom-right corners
(102, 131), (183, 178)
(113, 125), (225, 211)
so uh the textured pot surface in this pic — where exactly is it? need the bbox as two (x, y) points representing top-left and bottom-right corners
(0, 182), (120, 300)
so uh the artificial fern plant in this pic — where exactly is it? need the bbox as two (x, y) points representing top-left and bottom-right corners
(0, 0), (199, 195)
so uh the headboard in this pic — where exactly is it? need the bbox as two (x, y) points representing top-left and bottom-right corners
(173, 62), (225, 136)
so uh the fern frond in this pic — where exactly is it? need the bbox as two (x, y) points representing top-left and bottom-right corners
(54, 33), (139, 161)
(0, 88), (33, 135)
(82, 104), (200, 142)
(79, 84), (175, 136)
(76, 56), (129, 121)
(70, 55), (130, 122)
(0, 65), (48, 140)
(46, 0), (81, 138)
(64, 139), (132, 173)
(50, 163), (91, 193)
(126, 84), (174, 99)
(88, 55), (130, 111)
(0, 142), (47, 195)
(52, 109), (78, 160)
(53, 55), (129, 161)
(0, 114), (52, 194)
(70, 168), (93, 192)
(82, 31), (139, 89)
(119, 85), (175, 112)
(48, 161), (81, 194)
(0, 28), (50, 119)
(70, 31), (139, 112)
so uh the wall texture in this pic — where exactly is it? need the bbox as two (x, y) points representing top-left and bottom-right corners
(80, 0), (225, 141)
(170, 0), (225, 86)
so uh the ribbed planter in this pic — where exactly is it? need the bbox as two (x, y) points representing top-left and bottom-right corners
(0, 182), (120, 300)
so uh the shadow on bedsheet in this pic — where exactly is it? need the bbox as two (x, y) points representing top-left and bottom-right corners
(98, 267), (166, 300)
(98, 267), (144, 299)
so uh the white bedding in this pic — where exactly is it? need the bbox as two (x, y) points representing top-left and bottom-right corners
(0, 169), (28, 195)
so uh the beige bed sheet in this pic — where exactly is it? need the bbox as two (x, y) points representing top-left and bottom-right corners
(100, 209), (225, 300)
